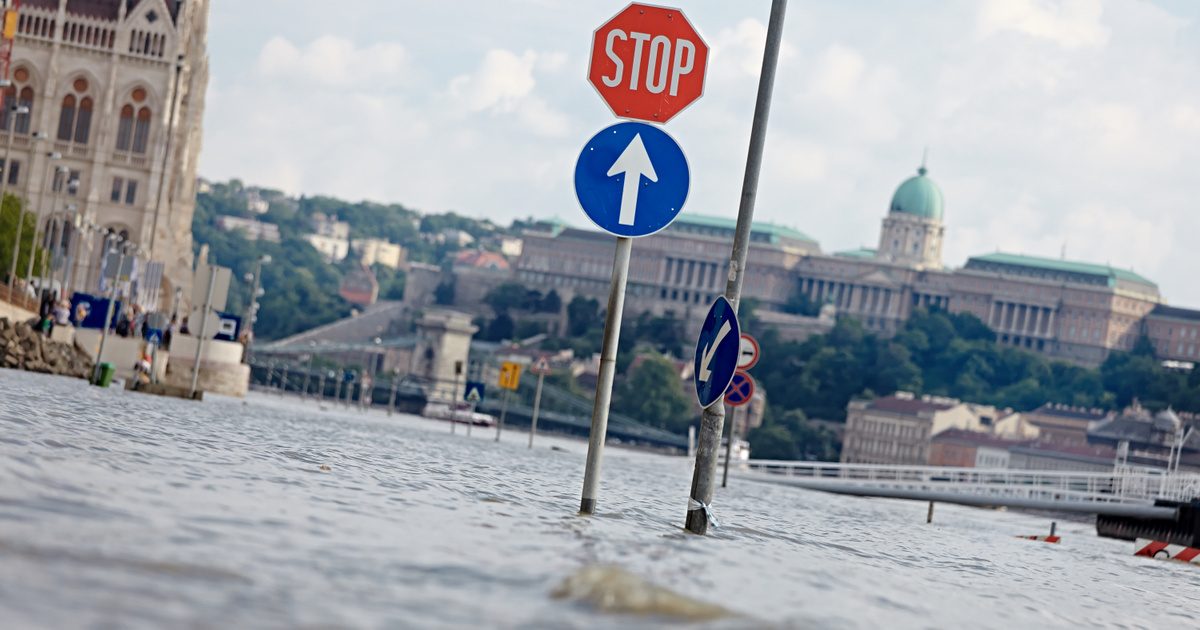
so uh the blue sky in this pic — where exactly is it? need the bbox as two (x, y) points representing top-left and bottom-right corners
(200, 1), (1200, 305)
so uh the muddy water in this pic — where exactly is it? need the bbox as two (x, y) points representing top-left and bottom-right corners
(1, 370), (1197, 628)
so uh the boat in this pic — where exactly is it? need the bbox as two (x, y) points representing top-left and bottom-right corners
(421, 401), (496, 427)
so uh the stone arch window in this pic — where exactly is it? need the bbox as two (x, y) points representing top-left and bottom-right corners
(116, 87), (152, 154)
(1, 66), (35, 134)
(57, 77), (94, 144)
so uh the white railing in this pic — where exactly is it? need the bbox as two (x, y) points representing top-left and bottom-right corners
(744, 460), (1200, 506)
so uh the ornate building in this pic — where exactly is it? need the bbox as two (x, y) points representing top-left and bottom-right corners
(512, 158), (1200, 367)
(5, 0), (208, 304)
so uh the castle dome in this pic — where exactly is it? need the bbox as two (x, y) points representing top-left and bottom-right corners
(889, 165), (944, 221)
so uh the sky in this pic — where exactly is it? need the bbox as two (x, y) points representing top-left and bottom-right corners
(200, 1), (1200, 305)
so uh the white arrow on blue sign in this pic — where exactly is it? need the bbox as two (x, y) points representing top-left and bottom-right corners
(574, 121), (689, 238)
(693, 296), (741, 408)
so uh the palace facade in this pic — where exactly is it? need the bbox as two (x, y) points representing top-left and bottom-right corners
(513, 162), (1199, 367)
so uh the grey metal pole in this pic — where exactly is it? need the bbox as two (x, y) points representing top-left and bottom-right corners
(1, 112), (17, 301)
(451, 371), (460, 434)
(25, 160), (60, 295)
(926, 501), (935, 524)
(496, 388), (510, 442)
(38, 181), (64, 293)
(149, 57), (184, 256)
(60, 215), (79, 298)
(686, 0), (787, 535)
(529, 370), (545, 449)
(317, 373), (326, 403)
(188, 263), (218, 399)
(580, 236), (632, 515)
(90, 244), (126, 384)
(722, 404), (736, 488)
(388, 372), (398, 416)
(301, 354), (313, 399)
(278, 365), (288, 396)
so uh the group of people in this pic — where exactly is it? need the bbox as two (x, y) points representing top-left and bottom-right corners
(36, 292), (72, 338)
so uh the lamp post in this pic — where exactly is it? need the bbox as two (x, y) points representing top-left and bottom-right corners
(23, 155), (63, 299)
(2, 104), (30, 301)
(50, 202), (78, 299)
(243, 254), (270, 347)
(91, 236), (130, 385)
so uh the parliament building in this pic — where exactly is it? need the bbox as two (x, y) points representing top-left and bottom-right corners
(5, 0), (209, 304)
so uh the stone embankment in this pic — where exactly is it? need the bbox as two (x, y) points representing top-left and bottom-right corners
(0, 317), (94, 379)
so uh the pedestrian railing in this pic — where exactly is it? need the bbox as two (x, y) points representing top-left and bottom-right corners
(743, 460), (1200, 509)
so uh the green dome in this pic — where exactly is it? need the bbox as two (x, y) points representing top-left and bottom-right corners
(889, 166), (943, 220)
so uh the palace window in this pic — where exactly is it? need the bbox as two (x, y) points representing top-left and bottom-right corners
(115, 87), (152, 154)
(1, 67), (35, 134)
(110, 177), (138, 205)
(0, 159), (18, 185)
(57, 77), (94, 144)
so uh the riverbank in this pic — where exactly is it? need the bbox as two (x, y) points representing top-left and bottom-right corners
(1, 370), (1197, 628)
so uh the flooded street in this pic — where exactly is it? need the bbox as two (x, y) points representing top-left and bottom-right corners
(1, 370), (1198, 628)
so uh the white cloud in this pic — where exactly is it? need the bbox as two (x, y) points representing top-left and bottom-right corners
(808, 44), (865, 102)
(445, 48), (570, 137)
(712, 18), (797, 77)
(257, 35), (408, 87)
(978, 0), (1110, 49)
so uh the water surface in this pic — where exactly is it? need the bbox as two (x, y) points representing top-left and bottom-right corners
(1, 370), (1197, 628)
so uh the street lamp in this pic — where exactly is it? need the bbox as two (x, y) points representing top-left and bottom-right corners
(2, 105), (31, 302)
(23, 155), (63, 300)
(243, 254), (271, 344)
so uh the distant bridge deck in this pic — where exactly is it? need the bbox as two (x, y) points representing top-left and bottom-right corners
(736, 461), (1200, 519)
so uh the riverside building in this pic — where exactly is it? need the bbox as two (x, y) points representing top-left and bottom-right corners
(513, 159), (1199, 367)
(5, 0), (209, 304)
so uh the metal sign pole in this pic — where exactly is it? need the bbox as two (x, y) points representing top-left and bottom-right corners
(90, 245), (126, 384)
(188, 264), (218, 399)
(722, 404), (736, 488)
(580, 236), (632, 515)
(451, 370), (460, 434)
(529, 369), (545, 449)
(686, 0), (786, 535)
(496, 388), (510, 442)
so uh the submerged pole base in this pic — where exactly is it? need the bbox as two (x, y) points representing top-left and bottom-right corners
(580, 498), (597, 515)
(685, 509), (710, 535)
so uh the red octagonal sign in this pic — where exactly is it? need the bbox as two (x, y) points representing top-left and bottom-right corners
(588, 3), (709, 125)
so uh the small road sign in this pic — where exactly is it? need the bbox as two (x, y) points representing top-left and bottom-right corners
(737, 333), (760, 371)
(588, 2), (709, 124)
(532, 356), (551, 375)
(575, 121), (689, 238)
(464, 380), (485, 403)
(725, 371), (754, 406)
(498, 361), (522, 390)
(693, 296), (741, 408)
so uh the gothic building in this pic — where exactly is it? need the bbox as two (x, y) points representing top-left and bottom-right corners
(5, 0), (208, 304)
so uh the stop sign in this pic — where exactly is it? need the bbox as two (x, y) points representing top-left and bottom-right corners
(588, 3), (708, 124)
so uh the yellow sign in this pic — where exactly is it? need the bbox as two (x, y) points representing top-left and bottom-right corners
(3, 10), (16, 40)
(498, 361), (521, 390)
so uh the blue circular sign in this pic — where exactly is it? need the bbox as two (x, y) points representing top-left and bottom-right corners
(574, 121), (689, 238)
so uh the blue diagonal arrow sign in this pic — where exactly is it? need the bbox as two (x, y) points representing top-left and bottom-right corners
(694, 296), (741, 408)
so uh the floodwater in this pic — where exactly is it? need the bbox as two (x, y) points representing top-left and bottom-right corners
(1, 370), (1198, 629)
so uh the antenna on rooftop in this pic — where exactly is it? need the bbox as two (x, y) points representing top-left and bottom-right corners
(919, 147), (929, 176)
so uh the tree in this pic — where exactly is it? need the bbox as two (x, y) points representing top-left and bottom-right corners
(567, 295), (600, 336)
(484, 282), (528, 314)
(0, 194), (44, 286)
(612, 354), (693, 433)
(540, 289), (562, 313)
(484, 313), (514, 342)
(747, 425), (797, 460)
(434, 280), (455, 305)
